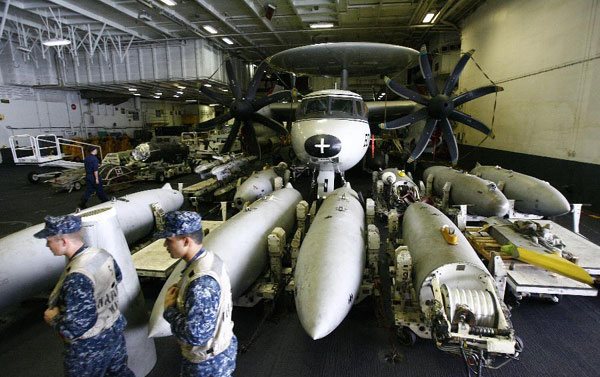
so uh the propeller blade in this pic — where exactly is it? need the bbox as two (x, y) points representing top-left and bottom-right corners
(198, 112), (234, 129)
(200, 86), (232, 107)
(419, 45), (438, 96)
(439, 118), (458, 164)
(443, 49), (474, 95)
(246, 61), (269, 101)
(221, 119), (241, 153)
(225, 55), (243, 99)
(244, 120), (261, 158)
(382, 107), (429, 130)
(252, 91), (292, 111)
(384, 76), (429, 105)
(407, 118), (438, 163)
(453, 85), (504, 107)
(251, 113), (288, 135)
(501, 244), (594, 285)
(448, 110), (492, 135)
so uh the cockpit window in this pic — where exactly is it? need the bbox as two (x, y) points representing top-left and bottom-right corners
(304, 98), (328, 114)
(355, 100), (363, 117)
(330, 98), (354, 115)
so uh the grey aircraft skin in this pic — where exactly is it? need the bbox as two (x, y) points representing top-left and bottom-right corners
(423, 165), (510, 217)
(470, 164), (571, 217)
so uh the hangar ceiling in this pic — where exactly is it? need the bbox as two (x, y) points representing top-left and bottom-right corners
(0, 0), (485, 100)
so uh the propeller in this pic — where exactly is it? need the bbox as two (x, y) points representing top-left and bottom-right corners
(198, 55), (293, 157)
(382, 45), (503, 164)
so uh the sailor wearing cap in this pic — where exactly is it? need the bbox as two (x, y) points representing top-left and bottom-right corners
(156, 211), (237, 377)
(35, 215), (134, 377)
(79, 145), (108, 209)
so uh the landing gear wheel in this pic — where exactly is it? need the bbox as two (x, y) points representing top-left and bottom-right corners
(27, 172), (40, 184)
(74, 181), (82, 191)
(397, 326), (417, 347)
(156, 172), (165, 182)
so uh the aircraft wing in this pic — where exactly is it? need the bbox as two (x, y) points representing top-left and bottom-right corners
(366, 100), (418, 123)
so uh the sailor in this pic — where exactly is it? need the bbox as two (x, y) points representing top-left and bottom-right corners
(79, 146), (108, 209)
(34, 214), (134, 377)
(155, 211), (237, 377)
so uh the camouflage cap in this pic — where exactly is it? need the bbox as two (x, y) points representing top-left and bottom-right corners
(153, 211), (202, 239)
(33, 215), (82, 239)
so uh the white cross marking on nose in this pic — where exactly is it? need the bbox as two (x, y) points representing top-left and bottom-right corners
(315, 138), (330, 154)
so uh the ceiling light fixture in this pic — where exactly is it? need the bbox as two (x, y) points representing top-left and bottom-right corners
(204, 84), (212, 87)
(186, 99), (197, 102)
(155, 92), (162, 95)
(265, 4), (277, 20)
(177, 85), (186, 89)
(176, 91), (184, 94)
(128, 88), (137, 91)
(221, 88), (228, 92)
(209, 104), (219, 106)
(222, 37), (234, 45)
(42, 38), (71, 47)
(133, 93), (141, 96)
(309, 22), (334, 29)
(158, 0), (177, 6)
(422, 12), (437, 23)
(203, 25), (218, 34)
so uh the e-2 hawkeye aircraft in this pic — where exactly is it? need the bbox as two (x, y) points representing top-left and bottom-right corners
(199, 42), (419, 198)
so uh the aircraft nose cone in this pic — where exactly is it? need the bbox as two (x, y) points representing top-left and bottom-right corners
(304, 134), (342, 158)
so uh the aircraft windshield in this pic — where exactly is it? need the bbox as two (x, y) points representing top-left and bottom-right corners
(330, 99), (354, 115)
(305, 98), (328, 114)
(297, 96), (367, 121)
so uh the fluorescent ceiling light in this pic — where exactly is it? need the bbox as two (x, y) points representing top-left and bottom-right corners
(128, 88), (137, 91)
(186, 99), (197, 102)
(209, 104), (219, 106)
(221, 88), (228, 92)
(309, 22), (334, 29)
(153, 96), (160, 99)
(42, 38), (71, 47)
(158, 0), (177, 6)
(174, 95), (179, 98)
(177, 85), (186, 89)
(155, 92), (162, 95)
(203, 25), (218, 34)
(422, 12), (436, 23)
(176, 91), (184, 94)
(204, 84), (212, 87)
(222, 37), (234, 45)
(133, 93), (141, 96)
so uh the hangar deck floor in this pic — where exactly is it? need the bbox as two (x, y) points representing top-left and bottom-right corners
(1, 162), (599, 377)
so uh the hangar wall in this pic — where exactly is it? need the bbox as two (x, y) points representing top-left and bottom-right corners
(457, 0), (600, 211)
(458, 0), (600, 165)
(0, 38), (242, 148)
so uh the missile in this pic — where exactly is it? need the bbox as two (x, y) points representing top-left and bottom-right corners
(424, 165), (509, 217)
(0, 183), (184, 310)
(294, 184), (365, 340)
(210, 155), (256, 181)
(148, 183), (302, 337)
(80, 207), (156, 377)
(470, 164), (570, 217)
(402, 202), (516, 355)
(193, 154), (243, 177)
(233, 168), (278, 210)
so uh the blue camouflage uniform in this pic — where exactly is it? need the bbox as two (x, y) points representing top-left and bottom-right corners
(80, 147), (108, 207)
(157, 211), (237, 377)
(34, 215), (134, 377)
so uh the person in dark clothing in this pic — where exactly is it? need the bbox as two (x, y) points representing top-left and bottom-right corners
(79, 146), (108, 208)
